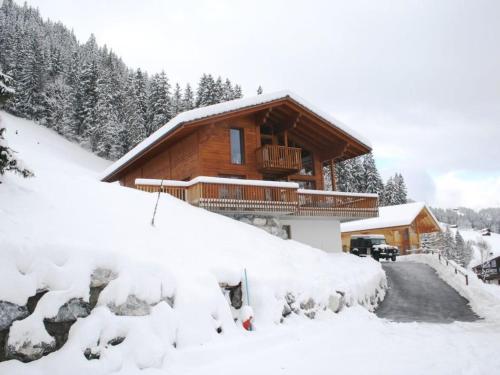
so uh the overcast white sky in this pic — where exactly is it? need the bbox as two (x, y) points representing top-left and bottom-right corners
(24, 0), (500, 209)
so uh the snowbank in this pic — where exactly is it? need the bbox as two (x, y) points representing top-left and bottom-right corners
(0, 112), (385, 373)
(400, 254), (500, 321)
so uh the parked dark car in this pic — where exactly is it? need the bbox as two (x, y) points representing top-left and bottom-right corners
(349, 235), (399, 261)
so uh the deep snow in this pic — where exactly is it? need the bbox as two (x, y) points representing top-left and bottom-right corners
(1, 112), (500, 375)
(0, 112), (384, 374)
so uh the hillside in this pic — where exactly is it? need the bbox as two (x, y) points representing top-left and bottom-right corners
(0, 112), (385, 373)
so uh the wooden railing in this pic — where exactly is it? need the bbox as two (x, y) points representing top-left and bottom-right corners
(437, 252), (469, 286)
(296, 190), (379, 218)
(256, 145), (302, 173)
(187, 181), (298, 213)
(135, 177), (379, 219)
(136, 183), (187, 200)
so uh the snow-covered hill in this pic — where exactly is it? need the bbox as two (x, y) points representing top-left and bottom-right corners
(458, 229), (500, 267)
(0, 113), (385, 374)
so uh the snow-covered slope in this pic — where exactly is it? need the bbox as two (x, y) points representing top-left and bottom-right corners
(0, 112), (385, 374)
(457, 229), (500, 267)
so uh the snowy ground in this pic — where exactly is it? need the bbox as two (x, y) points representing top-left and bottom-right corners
(457, 228), (500, 267)
(1, 112), (500, 374)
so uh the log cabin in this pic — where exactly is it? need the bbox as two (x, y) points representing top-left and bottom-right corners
(101, 90), (379, 252)
(340, 202), (441, 254)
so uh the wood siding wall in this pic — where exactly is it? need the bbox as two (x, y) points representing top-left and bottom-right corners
(120, 131), (200, 187)
(119, 113), (327, 188)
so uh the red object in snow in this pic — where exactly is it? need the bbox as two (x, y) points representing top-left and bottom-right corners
(242, 318), (252, 331)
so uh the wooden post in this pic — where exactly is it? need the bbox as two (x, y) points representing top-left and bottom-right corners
(329, 159), (336, 191)
(465, 274), (469, 286)
(284, 129), (288, 147)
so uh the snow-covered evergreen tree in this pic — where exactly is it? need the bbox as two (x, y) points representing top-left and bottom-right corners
(361, 152), (384, 195)
(222, 79), (234, 101)
(0, 70), (33, 181)
(233, 84), (243, 99)
(182, 83), (194, 111)
(257, 85), (263, 95)
(0, 1), (244, 160)
(393, 173), (408, 204)
(147, 71), (171, 133)
(170, 82), (182, 117)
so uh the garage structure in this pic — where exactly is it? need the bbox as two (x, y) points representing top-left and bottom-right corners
(341, 202), (441, 254)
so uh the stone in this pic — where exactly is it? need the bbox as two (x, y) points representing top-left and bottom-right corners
(228, 284), (243, 310)
(0, 301), (29, 330)
(268, 217), (281, 227)
(26, 290), (48, 315)
(46, 298), (91, 323)
(6, 338), (56, 363)
(252, 217), (267, 226)
(285, 293), (296, 306)
(84, 347), (100, 360)
(270, 227), (280, 236)
(282, 303), (292, 318)
(238, 217), (252, 225)
(107, 336), (125, 346)
(90, 268), (117, 288)
(327, 292), (345, 314)
(108, 295), (151, 316)
(300, 298), (315, 311)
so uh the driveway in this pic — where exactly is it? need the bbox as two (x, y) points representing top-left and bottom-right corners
(376, 262), (479, 323)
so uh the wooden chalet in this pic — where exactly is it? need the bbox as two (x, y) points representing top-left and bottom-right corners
(472, 255), (500, 285)
(101, 91), (379, 252)
(341, 202), (441, 254)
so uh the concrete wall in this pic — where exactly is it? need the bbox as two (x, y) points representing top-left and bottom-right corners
(280, 218), (342, 253)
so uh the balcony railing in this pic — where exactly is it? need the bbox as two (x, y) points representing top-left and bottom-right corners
(296, 189), (379, 218)
(135, 177), (379, 219)
(256, 145), (302, 174)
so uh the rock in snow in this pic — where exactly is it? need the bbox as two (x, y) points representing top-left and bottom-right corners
(0, 301), (29, 331)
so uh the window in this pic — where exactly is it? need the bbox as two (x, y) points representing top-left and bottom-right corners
(230, 128), (244, 164)
(299, 149), (314, 176)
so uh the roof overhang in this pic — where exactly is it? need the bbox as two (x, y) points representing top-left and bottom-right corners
(101, 91), (372, 182)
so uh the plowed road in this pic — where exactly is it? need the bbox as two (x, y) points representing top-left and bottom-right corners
(376, 262), (479, 323)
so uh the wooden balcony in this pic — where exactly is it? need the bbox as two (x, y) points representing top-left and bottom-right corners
(256, 145), (302, 175)
(296, 190), (379, 218)
(135, 177), (379, 219)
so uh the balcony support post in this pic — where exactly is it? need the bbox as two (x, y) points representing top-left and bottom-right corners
(329, 159), (336, 191)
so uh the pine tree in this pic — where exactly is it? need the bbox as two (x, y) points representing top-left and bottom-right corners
(362, 152), (384, 195)
(0, 69), (15, 101)
(233, 84), (243, 99)
(195, 73), (209, 107)
(222, 78), (234, 101)
(133, 68), (149, 137)
(213, 76), (224, 103)
(147, 71), (171, 134)
(257, 85), (263, 95)
(79, 59), (99, 143)
(382, 176), (396, 206)
(182, 83), (194, 111)
(0, 71), (33, 181)
(170, 82), (182, 117)
(442, 227), (455, 259)
(393, 173), (408, 204)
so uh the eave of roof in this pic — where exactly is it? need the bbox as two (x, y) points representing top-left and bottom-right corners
(101, 90), (372, 182)
(341, 202), (441, 233)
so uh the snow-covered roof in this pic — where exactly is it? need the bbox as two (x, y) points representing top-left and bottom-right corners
(341, 202), (440, 232)
(101, 90), (371, 181)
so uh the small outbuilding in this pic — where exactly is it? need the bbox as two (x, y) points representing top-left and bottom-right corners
(341, 202), (441, 254)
